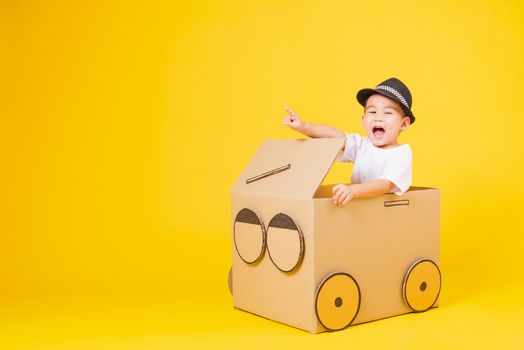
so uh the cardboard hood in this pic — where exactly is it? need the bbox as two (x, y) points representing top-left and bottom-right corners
(231, 138), (345, 199)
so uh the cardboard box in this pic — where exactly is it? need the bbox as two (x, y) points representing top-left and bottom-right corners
(230, 138), (440, 333)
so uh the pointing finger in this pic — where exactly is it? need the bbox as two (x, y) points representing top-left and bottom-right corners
(285, 106), (297, 116)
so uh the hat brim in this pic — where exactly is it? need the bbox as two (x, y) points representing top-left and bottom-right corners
(356, 88), (415, 124)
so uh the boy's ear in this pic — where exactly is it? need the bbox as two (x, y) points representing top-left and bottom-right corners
(400, 116), (411, 131)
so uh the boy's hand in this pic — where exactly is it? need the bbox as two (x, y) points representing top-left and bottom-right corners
(332, 184), (355, 206)
(283, 107), (305, 131)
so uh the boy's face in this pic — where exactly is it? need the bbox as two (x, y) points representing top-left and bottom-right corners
(362, 94), (411, 148)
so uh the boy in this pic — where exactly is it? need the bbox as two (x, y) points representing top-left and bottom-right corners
(283, 78), (414, 206)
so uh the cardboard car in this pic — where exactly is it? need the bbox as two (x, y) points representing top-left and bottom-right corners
(229, 138), (440, 333)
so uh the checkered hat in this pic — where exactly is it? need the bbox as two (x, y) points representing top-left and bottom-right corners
(356, 78), (415, 124)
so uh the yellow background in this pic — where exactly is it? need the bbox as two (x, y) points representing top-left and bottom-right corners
(1, 0), (524, 348)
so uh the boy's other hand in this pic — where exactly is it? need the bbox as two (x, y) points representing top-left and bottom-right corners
(332, 184), (355, 206)
(283, 107), (304, 131)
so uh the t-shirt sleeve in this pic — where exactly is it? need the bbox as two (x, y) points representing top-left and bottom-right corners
(337, 133), (363, 162)
(382, 146), (413, 196)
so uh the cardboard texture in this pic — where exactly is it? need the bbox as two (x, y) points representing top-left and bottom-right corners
(230, 138), (440, 333)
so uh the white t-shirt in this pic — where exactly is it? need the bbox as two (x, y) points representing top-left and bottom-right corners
(338, 133), (412, 196)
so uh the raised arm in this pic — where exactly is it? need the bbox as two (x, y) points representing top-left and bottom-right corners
(283, 107), (345, 139)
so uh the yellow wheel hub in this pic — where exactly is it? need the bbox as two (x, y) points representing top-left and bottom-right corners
(315, 272), (360, 330)
(403, 259), (441, 312)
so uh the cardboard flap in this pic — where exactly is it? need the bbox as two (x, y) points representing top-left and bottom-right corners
(232, 138), (345, 199)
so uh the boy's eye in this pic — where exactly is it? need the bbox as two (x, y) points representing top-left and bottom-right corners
(368, 111), (376, 114)
(385, 112), (392, 115)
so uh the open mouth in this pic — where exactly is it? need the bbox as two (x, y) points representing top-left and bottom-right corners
(372, 127), (385, 137)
